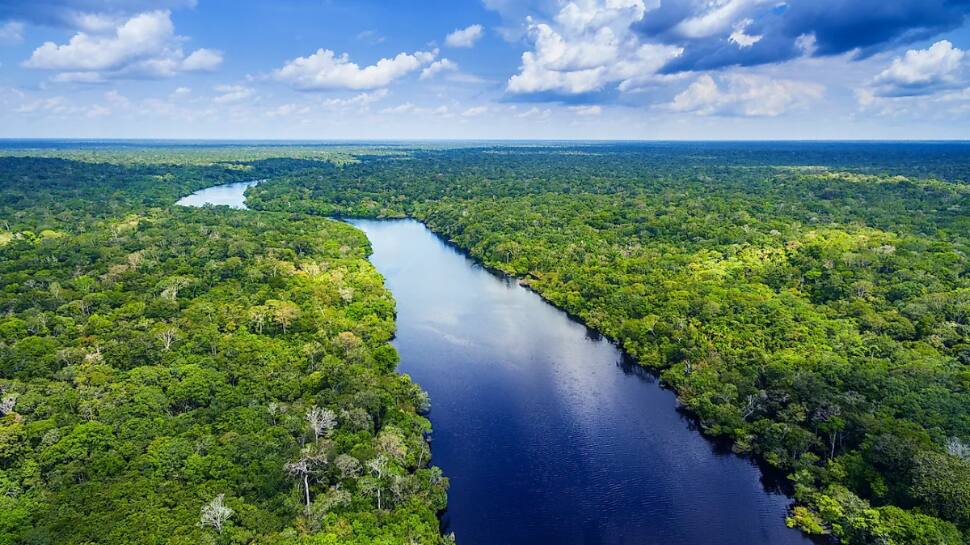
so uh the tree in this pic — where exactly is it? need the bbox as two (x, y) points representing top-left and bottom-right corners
(266, 300), (300, 334)
(285, 449), (327, 513)
(377, 428), (407, 464)
(334, 454), (362, 480)
(198, 494), (233, 534)
(946, 437), (970, 462)
(911, 451), (970, 527)
(268, 401), (287, 425)
(159, 276), (195, 301)
(362, 455), (389, 510)
(249, 305), (268, 334)
(155, 324), (178, 351)
(306, 406), (336, 442)
(0, 393), (15, 416)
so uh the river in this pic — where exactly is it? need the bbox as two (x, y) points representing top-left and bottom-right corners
(175, 179), (263, 209)
(180, 182), (813, 545)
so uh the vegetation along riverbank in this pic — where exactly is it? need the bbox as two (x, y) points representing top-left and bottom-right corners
(0, 141), (968, 545)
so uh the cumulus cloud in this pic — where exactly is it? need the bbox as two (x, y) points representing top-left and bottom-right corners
(728, 18), (761, 48)
(420, 58), (458, 80)
(22, 11), (222, 80)
(181, 48), (222, 71)
(490, 0), (970, 77)
(274, 48), (437, 90)
(506, 0), (683, 96)
(870, 40), (965, 97)
(445, 24), (484, 47)
(669, 73), (823, 116)
(638, 0), (970, 73)
(672, 0), (763, 40)
(25, 11), (174, 71)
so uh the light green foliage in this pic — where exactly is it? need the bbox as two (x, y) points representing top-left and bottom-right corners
(0, 156), (447, 544)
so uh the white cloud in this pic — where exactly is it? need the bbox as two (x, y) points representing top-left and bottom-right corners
(262, 90), (390, 119)
(86, 104), (111, 118)
(25, 11), (173, 71)
(670, 73), (824, 116)
(182, 48), (223, 71)
(516, 106), (551, 119)
(51, 71), (106, 83)
(569, 104), (602, 115)
(0, 1), (197, 30)
(671, 74), (720, 112)
(14, 95), (113, 118)
(937, 87), (970, 103)
(22, 11), (222, 80)
(69, 12), (124, 33)
(104, 90), (129, 107)
(266, 103), (311, 118)
(274, 48), (437, 90)
(461, 105), (489, 117)
(673, 0), (768, 39)
(728, 18), (762, 48)
(420, 58), (458, 80)
(356, 30), (385, 45)
(0, 21), (24, 44)
(795, 33), (817, 56)
(171, 86), (191, 98)
(445, 24), (484, 48)
(870, 40), (965, 97)
(16, 96), (69, 114)
(379, 102), (453, 116)
(321, 89), (389, 109)
(381, 102), (416, 114)
(506, 0), (683, 95)
(213, 85), (254, 104)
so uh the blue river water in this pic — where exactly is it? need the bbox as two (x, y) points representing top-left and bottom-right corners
(178, 181), (812, 545)
(175, 179), (263, 209)
(351, 218), (813, 545)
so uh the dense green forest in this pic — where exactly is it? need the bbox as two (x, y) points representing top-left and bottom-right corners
(0, 155), (448, 545)
(245, 143), (970, 545)
(1, 142), (969, 545)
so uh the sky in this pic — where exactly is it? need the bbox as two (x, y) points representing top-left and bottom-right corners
(0, 0), (969, 140)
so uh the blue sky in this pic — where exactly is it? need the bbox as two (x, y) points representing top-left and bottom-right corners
(1, 0), (969, 139)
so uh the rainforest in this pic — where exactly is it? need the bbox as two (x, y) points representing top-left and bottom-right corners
(0, 141), (969, 545)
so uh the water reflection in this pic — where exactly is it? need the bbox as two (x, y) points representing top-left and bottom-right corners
(175, 179), (263, 209)
(351, 218), (813, 545)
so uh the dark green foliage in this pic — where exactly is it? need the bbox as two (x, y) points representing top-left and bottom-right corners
(3, 142), (969, 544)
(247, 144), (970, 543)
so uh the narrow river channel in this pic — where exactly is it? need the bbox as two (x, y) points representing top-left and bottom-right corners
(180, 183), (813, 545)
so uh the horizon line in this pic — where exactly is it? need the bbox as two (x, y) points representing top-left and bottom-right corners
(1, 137), (969, 144)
